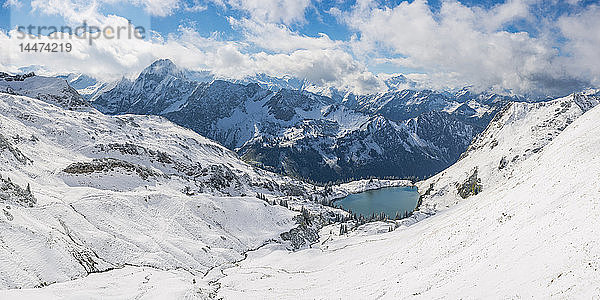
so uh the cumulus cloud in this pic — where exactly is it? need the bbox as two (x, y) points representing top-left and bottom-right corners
(0, 13), (380, 95)
(3, 0), (600, 96)
(27, 0), (181, 23)
(182, 0), (207, 13)
(1, 0), (386, 94)
(1, 17), (168, 79)
(479, 0), (533, 31)
(3, 0), (22, 8)
(29, 0), (103, 25)
(135, 0), (182, 16)
(174, 26), (380, 93)
(343, 0), (599, 95)
(229, 18), (340, 53)
(223, 0), (312, 24)
(558, 4), (600, 88)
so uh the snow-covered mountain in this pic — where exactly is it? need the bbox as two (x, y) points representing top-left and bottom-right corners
(0, 72), (89, 110)
(3, 66), (600, 298)
(345, 88), (524, 125)
(232, 71), (418, 98)
(0, 79), (346, 289)
(416, 89), (600, 212)
(88, 59), (516, 183)
(57, 73), (112, 101)
(210, 90), (600, 298)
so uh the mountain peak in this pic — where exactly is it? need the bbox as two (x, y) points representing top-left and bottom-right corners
(150, 58), (176, 68)
(140, 59), (182, 78)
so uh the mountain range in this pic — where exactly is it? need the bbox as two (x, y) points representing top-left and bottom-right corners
(84, 59), (525, 183)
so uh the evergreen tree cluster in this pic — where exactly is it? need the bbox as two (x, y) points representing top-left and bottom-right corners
(256, 193), (289, 208)
(339, 224), (349, 235)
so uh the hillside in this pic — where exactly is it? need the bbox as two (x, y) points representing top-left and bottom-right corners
(211, 91), (600, 298)
(0, 87), (326, 289)
(0, 72), (89, 110)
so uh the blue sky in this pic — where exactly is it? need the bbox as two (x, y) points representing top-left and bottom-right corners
(137, 1), (594, 38)
(1, 0), (599, 96)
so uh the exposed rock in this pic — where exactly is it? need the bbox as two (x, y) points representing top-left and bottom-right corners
(456, 168), (483, 199)
(63, 158), (163, 180)
(0, 175), (36, 207)
(0, 133), (31, 164)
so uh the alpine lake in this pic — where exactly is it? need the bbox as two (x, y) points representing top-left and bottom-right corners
(335, 186), (420, 218)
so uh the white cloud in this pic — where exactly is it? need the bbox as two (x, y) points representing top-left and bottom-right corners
(3, 0), (599, 96)
(229, 18), (340, 52)
(223, 0), (312, 24)
(342, 0), (595, 95)
(3, 0), (22, 8)
(135, 0), (181, 16)
(0, 12), (381, 95)
(2, 0), (385, 94)
(28, 0), (181, 22)
(29, 0), (104, 25)
(558, 4), (600, 87)
(183, 0), (207, 12)
(479, 0), (534, 31)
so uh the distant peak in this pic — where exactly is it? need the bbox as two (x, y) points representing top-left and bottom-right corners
(140, 59), (182, 78)
(151, 58), (176, 67)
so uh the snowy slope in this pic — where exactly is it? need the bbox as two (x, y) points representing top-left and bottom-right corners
(417, 90), (600, 212)
(213, 91), (600, 298)
(0, 73), (89, 110)
(0, 89), (325, 289)
(0, 266), (198, 299)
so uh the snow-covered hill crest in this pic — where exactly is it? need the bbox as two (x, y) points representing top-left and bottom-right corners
(416, 89), (600, 212)
(0, 72), (89, 110)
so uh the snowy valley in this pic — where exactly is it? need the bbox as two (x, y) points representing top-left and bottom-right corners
(0, 70), (599, 299)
